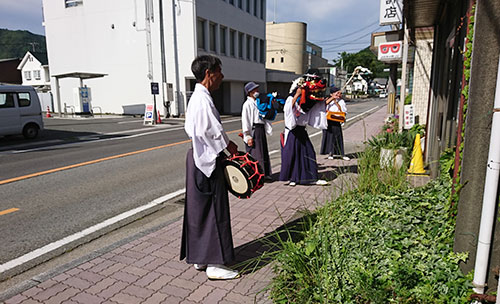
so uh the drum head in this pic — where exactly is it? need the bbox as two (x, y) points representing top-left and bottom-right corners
(224, 163), (251, 197)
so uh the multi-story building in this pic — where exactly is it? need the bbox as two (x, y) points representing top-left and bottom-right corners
(42, 0), (266, 115)
(266, 21), (328, 75)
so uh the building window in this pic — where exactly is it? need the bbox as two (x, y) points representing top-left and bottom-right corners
(281, 57), (284, 63)
(253, 37), (258, 61)
(238, 32), (244, 58)
(17, 93), (31, 107)
(246, 35), (251, 60)
(24, 71), (31, 81)
(254, 0), (258, 16)
(0, 93), (15, 108)
(238, 0), (243, 9)
(197, 19), (206, 50)
(209, 22), (216, 52)
(65, 0), (83, 8)
(271, 58), (274, 63)
(229, 0), (234, 4)
(260, 39), (265, 63)
(33, 70), (41, 80)
(230, 29), (236, 57)
(246, 0), (251, 13)
(260, 0), (265, 19)
(220, 26), (227, 55)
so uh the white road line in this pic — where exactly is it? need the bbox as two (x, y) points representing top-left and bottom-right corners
(0, 188), (186, 275)
(117, 120), (144, 124)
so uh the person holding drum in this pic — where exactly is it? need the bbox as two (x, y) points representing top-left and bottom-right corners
(320, 86), (350, 160)
(241, 81), (273, 180)
(181, 55), (240, 280)
(279, 69), (328, 187)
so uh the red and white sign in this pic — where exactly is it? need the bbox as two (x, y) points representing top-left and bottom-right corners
(144, 104), (154, 124)
(377, 41), (403, 62)
(404, 104), (415, 129)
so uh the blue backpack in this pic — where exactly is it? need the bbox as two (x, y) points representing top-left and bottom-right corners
(256, 93), (285, 120)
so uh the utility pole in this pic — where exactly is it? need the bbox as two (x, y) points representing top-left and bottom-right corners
(171, 0), (182, 117)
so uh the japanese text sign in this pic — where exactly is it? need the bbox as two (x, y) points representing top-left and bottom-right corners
(380, 0), (403, 25)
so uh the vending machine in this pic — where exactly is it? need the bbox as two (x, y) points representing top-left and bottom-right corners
(73, 86), (92, 113)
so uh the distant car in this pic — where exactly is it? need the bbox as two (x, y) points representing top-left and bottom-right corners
(379, 92), (387, 98)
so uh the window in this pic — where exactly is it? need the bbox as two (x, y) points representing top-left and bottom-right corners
(254, 0), (258, 16)
(17, 93), (31, 107)
(281, 57), (284, 63)
(260, 39), (265, 63)
(220, 26), (227, 55)
(34, 70), (41, 80)
(230, 29), (236, 57)
(24, 71), (31, 81)
(238, 32), (244, 58)
(271, 58), (274, 63)
(197, 19), (206, 50)
(260, 0), (265, 19)
(253, 37), (258, 61)
(209, 23), (216, 52)
(229, 0), (234, 4)
(0, 93), (15, 108)
(246, 35), (251, 60)
(238, 0), (243, 9)
(246, 0), (251, 13)
(65, 0), (82, 8)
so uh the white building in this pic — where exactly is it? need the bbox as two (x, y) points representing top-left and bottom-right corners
(42, 0), (266, 115)
(17, 51), (51, 92)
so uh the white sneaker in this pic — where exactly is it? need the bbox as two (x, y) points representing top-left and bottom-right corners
(327, 156), (334, 160)
(315, 179), (328, 186)
(194, 264), (207, 271)
(342, 156), (350, 161)
(206, 264), (240, 280)
(288, 181), (296, 186)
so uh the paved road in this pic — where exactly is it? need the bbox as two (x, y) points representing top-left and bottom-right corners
(0, 97), (385, 277)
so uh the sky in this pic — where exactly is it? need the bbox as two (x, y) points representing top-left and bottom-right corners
(0, 0), (385, 62)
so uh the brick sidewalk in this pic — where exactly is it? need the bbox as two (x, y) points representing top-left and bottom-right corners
(3, 107), (388, 304)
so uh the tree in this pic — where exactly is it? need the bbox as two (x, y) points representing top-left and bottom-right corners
(333, 47), (389, 80)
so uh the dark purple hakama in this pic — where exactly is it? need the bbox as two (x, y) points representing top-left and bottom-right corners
(180, 148), (235, 265)
(279, 125), (318, 184)
(245, 124), (271, 176)
(320, 120), (345, 156)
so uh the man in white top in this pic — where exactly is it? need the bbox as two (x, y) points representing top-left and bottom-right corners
(241, 81), (273, 179)
(181, 55), (240, 280)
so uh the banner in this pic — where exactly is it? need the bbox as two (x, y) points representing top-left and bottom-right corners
(380, 0), (403, 25)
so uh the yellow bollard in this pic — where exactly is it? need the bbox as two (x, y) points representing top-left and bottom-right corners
(408, 133), (426, 174)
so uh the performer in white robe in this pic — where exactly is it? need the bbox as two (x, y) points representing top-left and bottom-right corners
(181, 55), (240, 280)
(280, 83), (328, 186)
(241, 81), (273, 179)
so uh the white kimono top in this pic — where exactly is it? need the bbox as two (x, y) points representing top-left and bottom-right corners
(185, 83), (229, 178)
(241, 96), (272, 144)
(326, 98), (347, 113)
(282, 95), (327, 144)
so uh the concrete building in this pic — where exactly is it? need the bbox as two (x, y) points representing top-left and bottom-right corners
(266, 21), (328, 75)
(17, 51), (51, 92)
(42, 0), (266, 116)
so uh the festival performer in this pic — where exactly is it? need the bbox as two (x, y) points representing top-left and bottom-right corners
(279, 69), (328, 186)
(320, 86), (350, 160)
(181, 55), (240, 280)
(241, 81), (273, 180)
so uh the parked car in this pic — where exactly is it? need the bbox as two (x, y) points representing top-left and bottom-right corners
(379, 92), (388, 98)
(0, 85), (44, 139)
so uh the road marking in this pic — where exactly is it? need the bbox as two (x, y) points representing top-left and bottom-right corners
(0, 208), (19, 216)
(117, 120), (144, 124)
(0, 189), (186, 275)
(0, 139), (192, 186)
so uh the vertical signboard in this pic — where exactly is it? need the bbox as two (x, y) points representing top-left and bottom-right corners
(380, 0), (403, 25)
(144, 104), (154, 124)
(404, 104), (415, 129)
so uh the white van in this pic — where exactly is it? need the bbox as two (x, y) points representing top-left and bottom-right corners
(0, 85), (44, 139)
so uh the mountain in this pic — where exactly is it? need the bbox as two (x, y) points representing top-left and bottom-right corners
(0, 29), (47, 59)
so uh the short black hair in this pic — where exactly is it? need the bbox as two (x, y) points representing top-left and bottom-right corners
(191, 55), (222, 82)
